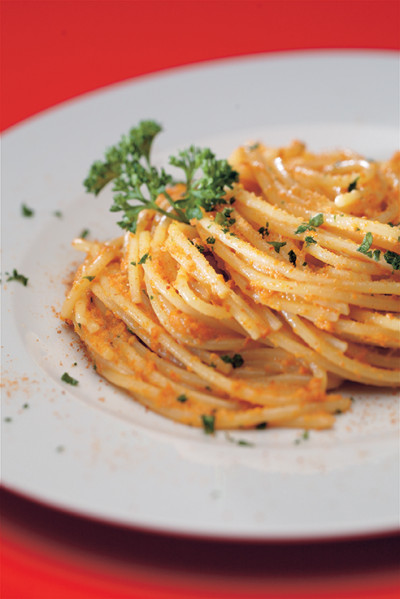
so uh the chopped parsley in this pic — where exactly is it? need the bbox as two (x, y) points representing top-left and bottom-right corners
(4, 417), (12, 423)
(347, 176), (360, 192)
(80, 228), (90, 239)
(255, 422), (268, 429)
(356, 233), (387, 263)
(84, 120), (238, 233)
(61, 372), (79, 386)
(195, 244), (205, 254)
(288, 249), (297, 267)
(373, 249), (381, 262)
(258, 222), (269, 238)
(177, 394), (188, 403)
(295, 213), (324, 235)
(305, 236), (317, 246)
(357, 232), (374, 258)
(267, 241), (286, 253)
(206, 236), (216, 245)
(225, 432), (254, 447)
(201, 414), (215, 434)
(21, 203), (34, 217)
(53, 210), (63, 218)
(248, 142), (260, 151)
(383, 250), (400, 270)
(220, 353), (244, 368)
(6, 269), (28, 286)
(215, 207), (236, 230)
(138, 252), (150, 264)
(295, 430), (310, 444)
(83, 275), (95, 282)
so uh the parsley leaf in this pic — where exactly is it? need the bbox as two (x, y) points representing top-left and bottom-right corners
(295, 213), (324, 234)
(288, 249), (297, 267)
(138, 252), (150, 264)
(305, 236), (317, 246)
(6, 269), (28, 286)
(267, 241), (286, 253)
(357, 232), (373, 257)
(84, 121), (238, 233)
(206, 236), (216, 245)
(255, 422), (268, 429)
(21, 204), (34, 217)
(80, 228), (90, 239)
(61, 372), (79, 386)
(201, 414), (215, 434)
(295, 430), (310, 444)
(347, 176), (359, 192)
(383, 250), (400, 270)
(215, 207), (236, 230)
(225, 432), (254, 447)
(258, 222), (269, 238)
(309, 213), (324, 227)
(177, 394), (188, 403)
(220, 354), (244, 368)
(373, 249), (381, 261)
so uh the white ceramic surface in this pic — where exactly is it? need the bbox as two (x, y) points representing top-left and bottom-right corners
(2, 51), (399, 540)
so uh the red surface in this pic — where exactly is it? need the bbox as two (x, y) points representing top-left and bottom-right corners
(1, 1), (400, 598)
(2, 0), (400, 131)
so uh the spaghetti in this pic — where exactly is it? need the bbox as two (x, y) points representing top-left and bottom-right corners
(61, 138), (400, 432)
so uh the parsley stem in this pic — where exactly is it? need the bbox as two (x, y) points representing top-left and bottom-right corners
(163, 190), (188, 222)
(153, 205), (188, 223)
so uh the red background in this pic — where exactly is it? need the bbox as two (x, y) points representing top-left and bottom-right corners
(1, 1), (399, 598)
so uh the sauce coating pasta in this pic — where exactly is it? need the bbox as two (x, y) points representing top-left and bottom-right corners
(61, 140), (400, 432)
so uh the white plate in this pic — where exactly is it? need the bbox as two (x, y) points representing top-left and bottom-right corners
(2, 51), (399, 541)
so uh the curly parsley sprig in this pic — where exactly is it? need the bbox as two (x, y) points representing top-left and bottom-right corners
(84, 120), (239, 233)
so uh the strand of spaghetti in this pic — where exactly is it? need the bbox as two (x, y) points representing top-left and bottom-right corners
(95, 368), (312, 428)
(91, 276), (329, 404)
(174, 268), (232, 320)
(61, 241), (122, 320)
(165, 224), (269, 339)
(71, 238), (103, 254)
(229, 207), (383, 276)
(126, 233), (141, 303)
(147, 284), (243, 352)
(230, 269), (347, 321)
(124, 334), (223, 392)
(212, 240), (397, 309)
(331, 319), (400, 349)
(282, 312), (400, 385)
(232, 178), (400, 250)
(247, 146), (400, 230)
(72, 296), (239, 405)
(345, 344), (400, 369)
(143, 251), (237, 335)
(198, 216), (399, 286)
(349, 308), (400, 331)
(232, 191), (398, 271)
